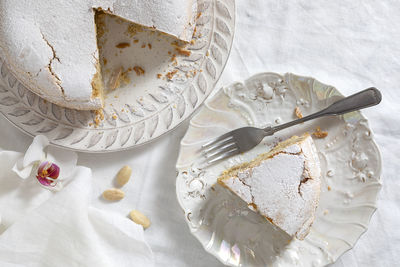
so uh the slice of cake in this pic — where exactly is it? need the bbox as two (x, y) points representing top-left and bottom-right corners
(0, 0), (197, 110)
(218, 134), (321, 240)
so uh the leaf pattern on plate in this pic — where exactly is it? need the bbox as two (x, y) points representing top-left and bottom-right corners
(176, 95), (186, 118)
(216, 0), (231, 19)
(7, 72), (17, 88)
(0, 96), (18, 106)
(164, 107), (173, 129)
(0, 84), (8, 93)
(120, 127), (132, 146)
(105, 130), (118, 148)
(88, 131), (103, 148)
(216, 18), (230, 35)
(206, 59), (216, 79)
(213, 32), (228, 51)
(8, 108), (30, 117)
(55, 128), (73, 140)
(26, 90), (36, 106)
(64, 108), (76, 125)
(51, 104), (62, 120)
(38, 98), (48, 115)
(148, 115), (159, 137)
(188, 85), (198, 108)
(197, 73), (207, 94)
(37, 122), (58, 133)
(22, 115), (44, 126)
(17, 84), (25, 97)
(211, 45), (222, 64)
(134, 122), (145, 143)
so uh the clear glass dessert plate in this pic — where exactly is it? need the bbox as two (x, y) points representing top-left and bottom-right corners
(0, 0), (235, 152)
(176, 73), (382, 266)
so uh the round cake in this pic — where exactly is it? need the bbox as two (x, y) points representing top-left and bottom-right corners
(0, 0), (197, 110)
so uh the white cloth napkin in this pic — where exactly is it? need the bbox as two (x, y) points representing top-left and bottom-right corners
(0, 137), (154, 267)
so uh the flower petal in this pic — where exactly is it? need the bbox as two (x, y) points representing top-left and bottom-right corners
(23, 135), (49, 168)
(46, 146), (77, 178)
(12, 157), (34, 179)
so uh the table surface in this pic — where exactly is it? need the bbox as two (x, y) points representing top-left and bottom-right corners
(0, 0), (398, 266)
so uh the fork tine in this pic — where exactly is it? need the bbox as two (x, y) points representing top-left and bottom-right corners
(204, 142), (237, 158)
(202, 136), (234, 154)
(202, 132), (234, 148)
(207, 147), (240, 165)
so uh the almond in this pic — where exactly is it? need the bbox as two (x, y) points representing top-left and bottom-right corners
(129, 210), (151, 229)
(116, 165), (132, 187)
(102, 188), (125, 201)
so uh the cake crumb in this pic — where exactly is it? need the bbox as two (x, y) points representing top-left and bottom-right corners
(190, 39), (195, 45)
(116, 42), (131, 49)
(197, 12), (202, 19)
(171, 54), (177, 62)
(133, 39), (139, 43)
(327, 186), (331, 191)
(157, 73), (162, 79)
(133, 66), (145, 76)
(108, 67), (123, 90)
(112, 114), (118, 120)
(171, 40), (185, 48)
(94, 109), (105, 127)
(166, 70), (178, 80)
(323, 210), (329, 215)
(148, 43), (152, 49)
(103, 58), (108, 66)
(294, 106), (303, 118)
(313, 126), (328, 138)
(175, 47), (191, 56)
(141, 44), (146, 48)
(125, 24), (144, 38)
(192, 26), (197, 37)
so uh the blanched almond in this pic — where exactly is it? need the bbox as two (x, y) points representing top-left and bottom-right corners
(102, 188), (125, 201)
(116, 165), (132, 187)
(129, 210), (151, 229)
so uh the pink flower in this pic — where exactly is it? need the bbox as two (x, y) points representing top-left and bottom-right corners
(36, 161), (60, 188)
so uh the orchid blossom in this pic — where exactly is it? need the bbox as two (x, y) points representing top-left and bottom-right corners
(12, 135), (77, 190)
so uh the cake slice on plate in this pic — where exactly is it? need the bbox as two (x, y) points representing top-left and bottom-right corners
(218, 133), (321, 240)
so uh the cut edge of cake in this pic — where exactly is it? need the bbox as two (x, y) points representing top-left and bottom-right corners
(217, 133), (321, 240)
(0, 1), (197, 111)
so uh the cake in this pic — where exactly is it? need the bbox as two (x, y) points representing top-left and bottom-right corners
(0, 0), (197, 110)
(218, 134), (321, 240)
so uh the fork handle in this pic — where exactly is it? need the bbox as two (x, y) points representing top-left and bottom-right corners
(269, 87), (382, 133)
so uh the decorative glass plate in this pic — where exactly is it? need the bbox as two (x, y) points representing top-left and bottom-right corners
(0, 0), (235, 152)
(176, 73), (382, 266)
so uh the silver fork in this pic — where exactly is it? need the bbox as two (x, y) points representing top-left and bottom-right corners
(201, 87), (382, 165)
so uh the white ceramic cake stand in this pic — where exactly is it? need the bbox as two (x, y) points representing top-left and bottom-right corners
(0, 0), (235, 152)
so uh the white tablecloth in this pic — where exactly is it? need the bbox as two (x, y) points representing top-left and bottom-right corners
(0, 0), (398, 266)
